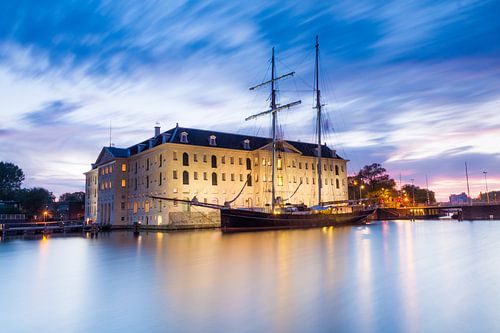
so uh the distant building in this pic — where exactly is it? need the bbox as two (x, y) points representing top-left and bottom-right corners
(84, 125), (349, 226)
(449, 192), (469, 205)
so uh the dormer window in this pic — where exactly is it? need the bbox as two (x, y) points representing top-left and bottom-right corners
(243, 139), (250, 150)
(180, 132), (188, 143)
(209, 135), (217, 146)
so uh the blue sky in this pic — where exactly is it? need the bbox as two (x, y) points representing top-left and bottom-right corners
(0, 0), (499, 201)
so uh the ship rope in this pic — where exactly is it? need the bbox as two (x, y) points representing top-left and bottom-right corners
(283, 181), (303, 202)
(224, 173), (251, 207)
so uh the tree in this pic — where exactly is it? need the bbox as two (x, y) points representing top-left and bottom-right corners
(402, 184), (436, 205)
(14, 187), (55, 217)
(0, 162), (25, 198)
(356, 163), (397, 193)
(59, 191), (85, 202)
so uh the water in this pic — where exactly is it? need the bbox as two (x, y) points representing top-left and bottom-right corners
(1, 220), (500, 333)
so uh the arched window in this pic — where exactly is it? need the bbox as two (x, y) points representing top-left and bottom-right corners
(211, 172), (218, 186)
(335, 165), (339, 175)
(247, 174), (252, 187)
(246, 158), (251, 170)
(183, 152), (189, 166)
(183, 171), (189, 185)
(211, 155), (217, 168)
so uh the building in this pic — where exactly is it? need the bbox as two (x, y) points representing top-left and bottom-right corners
(449, 192), (469, 205)
(84, 125), (349, 226)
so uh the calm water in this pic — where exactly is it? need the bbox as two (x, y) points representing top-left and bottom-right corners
(1, 220), (500, 332)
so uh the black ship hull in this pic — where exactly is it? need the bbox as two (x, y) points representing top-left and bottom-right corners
(221, 208), (376, 233)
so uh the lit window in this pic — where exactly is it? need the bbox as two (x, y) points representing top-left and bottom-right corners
(262, 158), (266, 166)
(277, 175), (283, 186)
(277, 156), (283, 170)
(121, 179), (126, 188)
(121, 163), (126, 172)
(145, 200), (150, 213)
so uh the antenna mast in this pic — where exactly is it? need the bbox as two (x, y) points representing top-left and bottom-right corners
(315, 35), (322, 205)
(465, 162), (471, 205)
(246, 48), (301, 212)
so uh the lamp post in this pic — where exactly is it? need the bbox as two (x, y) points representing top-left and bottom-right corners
(483, 171), (489, 204)
(360, 184), (365, 201)
(410, 178), (415, 206)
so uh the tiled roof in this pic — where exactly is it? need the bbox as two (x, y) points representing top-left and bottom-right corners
(108, 126), (343, 159)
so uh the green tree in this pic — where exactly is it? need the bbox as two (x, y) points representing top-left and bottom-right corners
(0, 162), (25, 199)
(356, 163), (397, 194)
(59, 191), (85, 202)
(402, 184), (436, 205)
(14, 187), (55, 216)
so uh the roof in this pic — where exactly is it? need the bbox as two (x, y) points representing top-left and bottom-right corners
(95, 126), (343, 167)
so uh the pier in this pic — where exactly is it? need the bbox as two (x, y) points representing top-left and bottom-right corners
(0, 220), (99, 237)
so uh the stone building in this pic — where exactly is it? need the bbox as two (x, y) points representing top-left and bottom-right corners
(84, 125), (349, 226)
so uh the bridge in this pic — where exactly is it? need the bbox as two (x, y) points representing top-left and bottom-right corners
(376, 203), (500, 220)
(0, 220), (93, 237)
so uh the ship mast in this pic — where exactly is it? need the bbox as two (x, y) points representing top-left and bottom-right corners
(315, 35), (322, 206)
(247, 48), (301, 212)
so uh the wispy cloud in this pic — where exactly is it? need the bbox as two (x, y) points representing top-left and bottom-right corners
(0, 0), (499, 200)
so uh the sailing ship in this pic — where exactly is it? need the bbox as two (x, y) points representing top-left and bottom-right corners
(219, 36), (375, 232)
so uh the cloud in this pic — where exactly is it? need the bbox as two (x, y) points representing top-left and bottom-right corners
(0, 0), (499, 200)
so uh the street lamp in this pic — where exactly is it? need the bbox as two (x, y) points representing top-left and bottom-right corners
(410, 178), (415, 206)
(43, 210), (48, 223)
(360, 185), (365, 200)
(483, 171), (489, 204)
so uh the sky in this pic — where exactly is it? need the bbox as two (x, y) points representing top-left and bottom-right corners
(0, 0), (499, 201)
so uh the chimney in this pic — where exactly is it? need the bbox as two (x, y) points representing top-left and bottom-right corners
(154, 123), (161, 137)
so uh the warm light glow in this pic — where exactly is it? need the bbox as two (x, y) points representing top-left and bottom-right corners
(121, 163), (126, 172)
(121, 179), (126, 187)
(43, 211), (48, 216)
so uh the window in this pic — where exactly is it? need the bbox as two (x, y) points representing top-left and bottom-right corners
(239, 158), (242, 165)
(159, 172), (162, 186)
(121, 163), (126, 172)
(173, 170), (178, 179)
(147, 158), (150, 171)
(222, 173), (226, 181)
(203, 172), (208, 180)
(145, 200), (150, 213)
(277, 175), (283, 186)
(209, 135), (217, 146)
(336, 178), (340, 189)
(183, 171), (189, 185)
(246, 158), (251, 170)
(277, 156), (283, 170)
(194, 172), (198, 180)
(231, 173), (235, 181)
(133, 202), (138, 213)
(341, 166), (344, 173)
(173, 152), (177, 160)
(121, 202), (125, 210)
(135, 162), (138, 174)
(305, 163), (308, 170)
(159, 154), (163, 167)
(194, 154), (198, 162)
(183, 152), (189, 166)
(247, 174), (252, 186)
(212, 172), (218, 185)
(230, 157), (234, 164)
(146, 176), (149, 188)
(292, 160), (296, 168)
(335, 165), (339, 176)
(243, 139), (250, 150)
(324, 164), (326, 171)
(299, 162), (302, 169)
(203, 155), (207, 163)
(240, 174), (243, 182)
(262, 158), (266, 166)
(180, 131), (188, 143)
(211, 155), (217, 168)
(121, 179), (126, 188)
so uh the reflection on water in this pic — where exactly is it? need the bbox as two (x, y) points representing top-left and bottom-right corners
(1, 220), (500, 332)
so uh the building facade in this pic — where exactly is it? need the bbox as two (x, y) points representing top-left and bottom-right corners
(84, 125), (349, 226)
